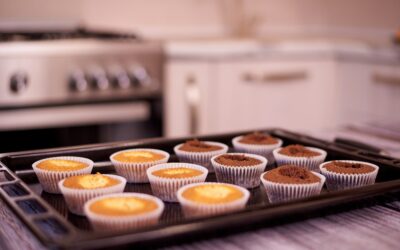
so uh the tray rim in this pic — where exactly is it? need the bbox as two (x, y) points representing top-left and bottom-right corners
(0, 128), (400, 249)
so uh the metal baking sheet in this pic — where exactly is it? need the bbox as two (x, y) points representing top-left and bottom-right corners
(0, 128), (399, 249)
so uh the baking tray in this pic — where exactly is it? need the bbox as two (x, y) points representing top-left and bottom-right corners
(0, 128), (400, 249)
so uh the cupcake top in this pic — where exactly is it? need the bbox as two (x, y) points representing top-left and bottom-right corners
(36, 159), (88, 171)
(182, 183), (244, 204)
(179, 139), (223, 152)
(88, 196), (159, 216)
(239, 132), (279, 145)
(279, 144), (321, 157)
(214, 154), (261, 167)
(263, 165), (320, 184)
(62, 173), (121, 189)
(113, 150), (165, 163)
(323, 161), (376, 174)
(152, 167), (203, 179)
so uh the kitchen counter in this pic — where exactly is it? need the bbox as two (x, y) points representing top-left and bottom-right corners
(165, 39), (400, 64)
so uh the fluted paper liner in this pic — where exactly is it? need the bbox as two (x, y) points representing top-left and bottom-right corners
(232, 136), (282, 166)
(84, 193), (164, 231)
(211, 153), (268, 188)
(260, 171), (325, 203)
(58, 174), (127, 216)
(147, 163), (208, 202)
(110, 148), (170, 183)
(272, 147), (327, 172)
(174, 141), (228, 173)
(32, 156), (94, 194)
(319, 160), (379, 191)
(177, 182), (250, 218)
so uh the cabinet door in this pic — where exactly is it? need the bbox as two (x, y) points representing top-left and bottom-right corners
(164, 61), (213, 137)
(210, 59), (338, 132)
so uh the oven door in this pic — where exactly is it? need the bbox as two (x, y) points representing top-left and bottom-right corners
(0, 100), (163, 152)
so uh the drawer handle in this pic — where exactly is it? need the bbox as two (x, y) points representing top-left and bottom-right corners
(373, 73), (400, 85)
(262, 71), (308, 82)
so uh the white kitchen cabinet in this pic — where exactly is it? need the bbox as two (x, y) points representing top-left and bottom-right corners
(165, 58), (340, 137)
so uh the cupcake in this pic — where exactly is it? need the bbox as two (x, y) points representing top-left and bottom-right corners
(319, 160), (379, 191)
(84, 193), (164, 231)
(32, 156), (94, 194)
(110, 148), (170, 183)
(232, 132), (282, 166)
(147, 163), (208, 202)
(273, 144), (327, 172)
(177, 182), (250, 218)
(211, 153), (267, 188)
(174, 139), (228, 173)
(58, 173), (127, 215)
(261, 165), (325, 203)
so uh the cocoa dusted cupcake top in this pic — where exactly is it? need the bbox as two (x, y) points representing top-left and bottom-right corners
(263, 165), (320, 184)
(215, 154), (262, 167)
(179, 139), (223, 152)
(279, 144), (321, 157)
(239, 132), (279, 145)
(323, 161), (376, 174)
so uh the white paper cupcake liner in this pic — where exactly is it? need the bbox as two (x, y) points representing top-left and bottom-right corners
(260, 171), (326, 203)
(272, 147), (327, 172)
(110, 148), (170, 183)
(84, 193), (164, 231)
(174, 141), (228, 173)
(319, 160), (379, 191)
(147, 163), (208, 202)
(32, 156), (94, 194)
(211, 153), (268, 188)
(177, 182), (250, 218)
(232, 136), (283, 166)
(58, 174), (127, 216)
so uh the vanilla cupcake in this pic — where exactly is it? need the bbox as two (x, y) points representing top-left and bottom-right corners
(273, 144), (327, 172)
(58, 173), (126, 215)
(32, 156), (94, 194)
(177, 182), (250, 218)
(110, 148), (170, 183)
(147, 163), (208, 202)
(261, 165), (325, 203)
(174, 139), (228, 173)
(232, 132), (282, 166)
(319, 160), (379, 191)
(84, 193), (164, 231)
(211, 153), (267, 188)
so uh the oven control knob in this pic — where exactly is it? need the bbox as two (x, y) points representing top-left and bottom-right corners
(69, 71), (88, 92)
(90, 69), (110, 90)
(130, 66), (152, 87)
(110, 69), (131, 89)
(10, 72), (28, 94)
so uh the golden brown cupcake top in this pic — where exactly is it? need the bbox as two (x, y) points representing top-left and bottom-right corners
(63, 173), (120, 189)
(179, 139), (222, 152)
(239, 132), (279, 145)
(37, 159), (88, 171)
(182, 183), (244, 204)
(152, 167), (203, 179)
(89, 196), (159, 216)
(323, 161), (375, 174)
(263, 165), (320, 184)
(113, 150), (165, 163)
(279, 144), (321, 157)
(215, 154), (261, 167)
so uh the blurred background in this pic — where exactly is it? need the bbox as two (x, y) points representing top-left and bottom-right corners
(0, 0), (399, 154)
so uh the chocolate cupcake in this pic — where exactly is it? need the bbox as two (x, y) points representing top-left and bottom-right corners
(174, 139), (228, 173)
(232, 132), (282, 166)
(261, 165), (325, 203)
(273, 144), (327, 172)
(319, 160), (379, 191)
(211, 153), (267, 188)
